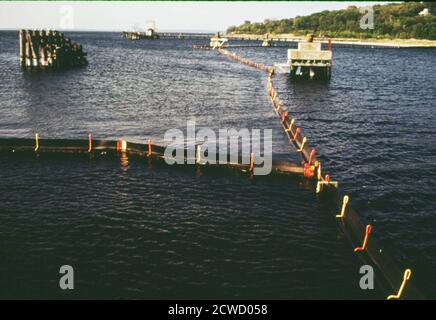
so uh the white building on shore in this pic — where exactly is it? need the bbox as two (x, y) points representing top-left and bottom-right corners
(419, 8), (430, 16)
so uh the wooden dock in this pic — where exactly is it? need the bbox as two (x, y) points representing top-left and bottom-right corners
(122, 31), (159, 40)
(159, 32), (214, 40)
(123, 31), (214, 40)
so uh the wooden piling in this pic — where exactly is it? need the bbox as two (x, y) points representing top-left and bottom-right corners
(25, 32), (31, 67)
(32, 30), (40, 67)
(19, 30), (25, 67)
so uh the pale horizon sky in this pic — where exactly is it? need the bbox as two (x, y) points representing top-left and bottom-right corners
(0, 1), (390, 32)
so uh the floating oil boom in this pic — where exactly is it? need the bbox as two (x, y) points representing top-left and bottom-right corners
(0, 137), (305, 177)
(196, 46), (424, 299)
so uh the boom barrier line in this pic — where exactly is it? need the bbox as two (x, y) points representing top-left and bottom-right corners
(206, 47), (423, 300)
(0, 137), (305, 177)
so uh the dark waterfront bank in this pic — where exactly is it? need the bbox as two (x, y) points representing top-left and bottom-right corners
(0, 31), (435, 298)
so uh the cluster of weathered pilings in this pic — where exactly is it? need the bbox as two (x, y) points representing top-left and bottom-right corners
(206, 47), (423, 300)
(19, 30), (87, 70)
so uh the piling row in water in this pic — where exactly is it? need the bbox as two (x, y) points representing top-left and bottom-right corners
(212, 48), (422, 299)
(18, 30), (88, 70)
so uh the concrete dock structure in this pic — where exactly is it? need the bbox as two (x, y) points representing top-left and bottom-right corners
(287, 41), (332, 80)
(274, 37), (332, 80)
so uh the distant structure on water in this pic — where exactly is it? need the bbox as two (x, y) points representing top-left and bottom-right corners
(275, 34), (332, 80)
(123, 20), (159, 40)
(122, 30), (159, 40)
(209, 32), (228, 49)
(262, 33), (272, 47)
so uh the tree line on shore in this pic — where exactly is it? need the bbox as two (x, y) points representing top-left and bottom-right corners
(227, 2), (436, 40)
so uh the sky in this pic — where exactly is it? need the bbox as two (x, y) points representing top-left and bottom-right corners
(0, 1), (389, 32)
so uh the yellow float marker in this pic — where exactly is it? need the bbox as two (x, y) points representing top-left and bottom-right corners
(387, 269), (412, 300)
(336, 195), (349, 218)
(34, 133), (39, 152)
(286, 119), (295, 132)
(196, 145), (201, 164)
(297, 137), (307, 152)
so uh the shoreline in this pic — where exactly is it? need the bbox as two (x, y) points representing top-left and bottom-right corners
(224, 33), (436, 48)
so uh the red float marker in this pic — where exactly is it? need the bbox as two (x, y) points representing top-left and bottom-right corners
(116, 139), (122, 151)
(303, 163), (314, 178)
(354, 225), (373, 252)
(116, 139), (126, 152)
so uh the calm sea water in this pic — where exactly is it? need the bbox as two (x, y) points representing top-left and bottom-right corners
(0, 31), (435, 299)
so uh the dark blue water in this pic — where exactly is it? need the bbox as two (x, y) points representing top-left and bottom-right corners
(0, 31), (435, 298)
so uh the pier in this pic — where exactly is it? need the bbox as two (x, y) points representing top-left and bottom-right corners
(121, 30), (430, 49)
(121, 28), (434, 49)
(122, 31), (214, 40)
(122, 30), (159, 40)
